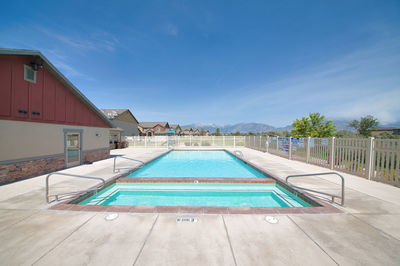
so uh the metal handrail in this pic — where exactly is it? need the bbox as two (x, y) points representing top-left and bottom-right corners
(233, 150), (244, 159)
(113, 156), (145, 173)
(285, 172), (345, 206)
(46, 172), (106, 203)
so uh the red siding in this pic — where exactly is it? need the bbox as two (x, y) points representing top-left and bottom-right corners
(153, 125), (165, 132)
(55, 82), (66, 122)
(43, 71), (56, 121)
(29, 66), (43, 120)
(0, 56), (12, 116)
(0, 54), (110, 128)
(12, 56), (30, 118)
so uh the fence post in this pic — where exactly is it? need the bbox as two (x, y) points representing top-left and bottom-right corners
(190, 135), (192, 146)
(212, 136), (215, 146)
(306, 137), (311, 163)
(289, 137), (292, 159)
(330, 137), (335, 169)
(266, 136), (269, 153)
(365, 137), (375, 180)
(276, 136), (279, 152)
(234, 136), (236, 147)
(223, 136), (225, 146)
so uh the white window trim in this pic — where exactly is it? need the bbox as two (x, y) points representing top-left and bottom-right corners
(24, 64), (36, 83)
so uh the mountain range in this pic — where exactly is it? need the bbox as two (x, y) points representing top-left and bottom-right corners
(181, 122), (291, 134)
(182, 120), (400, 134)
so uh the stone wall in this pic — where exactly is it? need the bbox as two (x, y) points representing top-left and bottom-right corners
(0, 148), (110, 185)
(82, 149), (110, 164)
(0, 156), (65, 185)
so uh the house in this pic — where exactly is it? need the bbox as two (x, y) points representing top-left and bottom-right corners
(371, 127), (400, 136)
(0, 48), (114, 184)
(181, 128), (193, 136)
(181, 127), (201, 136)
(192, 128), (201, 136)
(101, 109), (139, 136)
(138, 122), (170, 136)
(101, 109), (139, 148)
(169, 124), (182, 135)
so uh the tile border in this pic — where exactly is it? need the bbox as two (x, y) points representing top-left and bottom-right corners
(50, 148), (343, 214)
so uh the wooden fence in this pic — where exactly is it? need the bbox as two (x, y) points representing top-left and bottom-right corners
(244, 136), (400, 186)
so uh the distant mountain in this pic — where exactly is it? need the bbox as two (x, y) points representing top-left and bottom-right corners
(182, 119), (400, 134)
(182, 123), (291, 134)
(330, 119), (354, 131)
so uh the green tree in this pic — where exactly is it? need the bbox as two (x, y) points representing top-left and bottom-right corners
(214, 128), (221, 136)
(349, 115), (379, 137)
(292, 113), (336, 137)
(231, 131), (241, 136)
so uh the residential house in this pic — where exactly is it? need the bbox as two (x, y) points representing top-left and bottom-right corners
(182, 128), (193, 136)
(139, 122), (170, 136)
(0, 49), (113, 184)
(181, 128), (201, 136)
(169, 124), (182, 135)
(101, 109), (139, 148)
(101, 109), (139, 136)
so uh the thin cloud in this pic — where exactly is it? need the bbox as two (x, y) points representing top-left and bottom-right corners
(202, 37), (400, 125)
(37, 26), (119, 52)
(163, 23), (179, 36)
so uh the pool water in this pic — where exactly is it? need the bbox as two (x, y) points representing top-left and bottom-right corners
(79, 183), (312, 207)
(127, 151), (266, 178)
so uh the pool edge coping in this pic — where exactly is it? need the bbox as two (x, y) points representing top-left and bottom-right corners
(49, 148), (343, 214)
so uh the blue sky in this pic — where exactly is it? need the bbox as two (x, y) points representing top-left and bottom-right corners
(1, 0), (400, 126)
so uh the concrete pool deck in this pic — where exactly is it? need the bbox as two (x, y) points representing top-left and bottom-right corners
(0, 147), (399, 265)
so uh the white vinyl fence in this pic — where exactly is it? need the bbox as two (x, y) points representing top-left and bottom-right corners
(244, 136), (400, 186)
(124, 136), (245, 148)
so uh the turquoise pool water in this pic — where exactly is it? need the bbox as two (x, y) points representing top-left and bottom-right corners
(127, 151), (266, 178)
(79, 183), (312, 207)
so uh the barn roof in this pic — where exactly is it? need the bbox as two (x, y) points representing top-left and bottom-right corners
(0, 48), (114, 128)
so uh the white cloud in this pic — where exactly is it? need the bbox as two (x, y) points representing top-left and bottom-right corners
(202, 37), (400, 125)
(37, 27), (119, 53)
(163, 23), (179, 36)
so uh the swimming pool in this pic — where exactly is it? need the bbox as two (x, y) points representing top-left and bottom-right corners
(127, 150), (267, 178)
(79, 183), (312, 207)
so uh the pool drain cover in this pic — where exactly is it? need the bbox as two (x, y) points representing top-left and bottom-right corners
(105, 213), (119, 221)
(176, 217), (198, 223)
(265, 216), (278, 224)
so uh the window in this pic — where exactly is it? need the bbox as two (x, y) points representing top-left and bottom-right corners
(24, 65), (36, 83)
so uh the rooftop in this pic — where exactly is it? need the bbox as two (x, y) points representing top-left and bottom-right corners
(139, 122), (169, 128)
(0, 48), (114, 128)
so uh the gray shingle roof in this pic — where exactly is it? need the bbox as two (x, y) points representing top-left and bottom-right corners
(101, 109), (128, 119)
(139, 122), (169, 128)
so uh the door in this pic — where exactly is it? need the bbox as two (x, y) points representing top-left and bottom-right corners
(66, 132), (81, 167)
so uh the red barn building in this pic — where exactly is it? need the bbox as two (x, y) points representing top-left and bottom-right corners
(0, 49), (114, 184)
